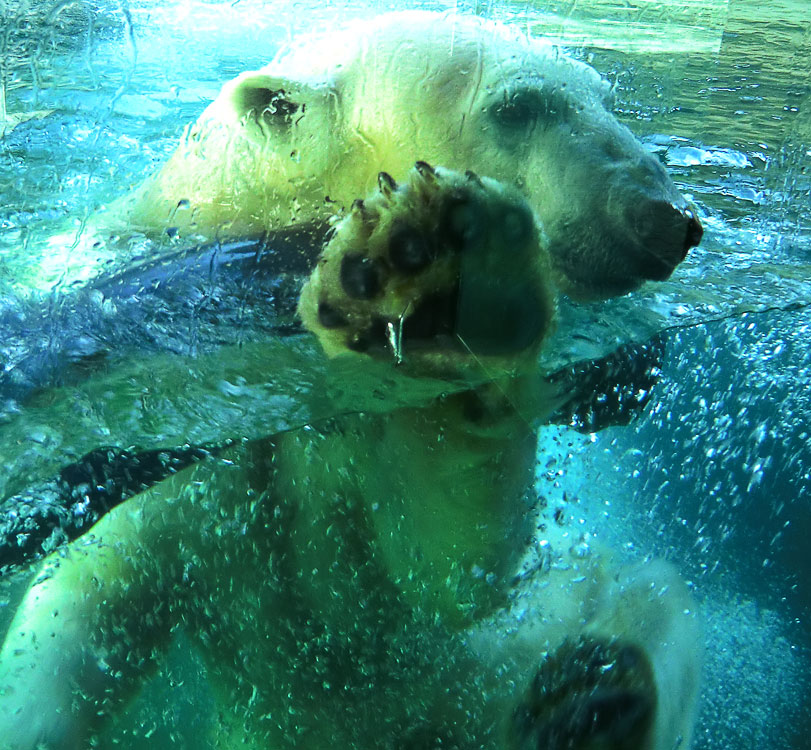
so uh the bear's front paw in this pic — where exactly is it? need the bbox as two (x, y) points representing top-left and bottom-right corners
(512, 637), (656, 750)
(298, 163), (555, 375)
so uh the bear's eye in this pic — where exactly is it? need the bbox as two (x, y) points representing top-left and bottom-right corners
(489, 88), (561, 131)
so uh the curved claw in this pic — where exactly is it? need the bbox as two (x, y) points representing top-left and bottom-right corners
(415, 161), (437, 180)
(378, 171), (397, 199)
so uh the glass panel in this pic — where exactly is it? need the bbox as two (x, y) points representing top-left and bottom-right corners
(0, 1), (807, 748)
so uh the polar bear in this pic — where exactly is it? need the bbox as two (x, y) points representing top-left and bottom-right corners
(0, 11), (702, 750)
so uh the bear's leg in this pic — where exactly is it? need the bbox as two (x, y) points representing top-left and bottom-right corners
(0, 456), (221, 750)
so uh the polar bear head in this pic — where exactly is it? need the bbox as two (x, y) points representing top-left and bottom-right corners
(130, 11), (701, 299)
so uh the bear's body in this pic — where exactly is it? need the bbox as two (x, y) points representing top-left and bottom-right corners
(0, 12), (702, 750)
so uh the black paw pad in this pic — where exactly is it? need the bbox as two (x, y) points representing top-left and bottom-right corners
(340, 253), (383, 300)
(569, 687), (655, 744)
(438, 191), (481, 252)
(317, 301), (348, 328)
(401, 293), (457, 341)
(500, 206), (534, 245)
(388, 222), (435, 274)
(513, 639), (657, 750)
(455, 281), (547, 356)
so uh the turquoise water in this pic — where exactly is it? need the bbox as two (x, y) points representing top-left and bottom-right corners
(0, 0), (809, 747)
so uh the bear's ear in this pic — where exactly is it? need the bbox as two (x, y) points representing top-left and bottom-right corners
(227, 72), (334, 128)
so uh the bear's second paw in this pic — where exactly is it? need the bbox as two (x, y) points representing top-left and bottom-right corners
(512, 637), (657, 750)
(298, 163), (555, 375)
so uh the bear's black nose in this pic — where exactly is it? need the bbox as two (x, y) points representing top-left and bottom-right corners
(682, 207), (703, 256)
(626, 199), (703, 276)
